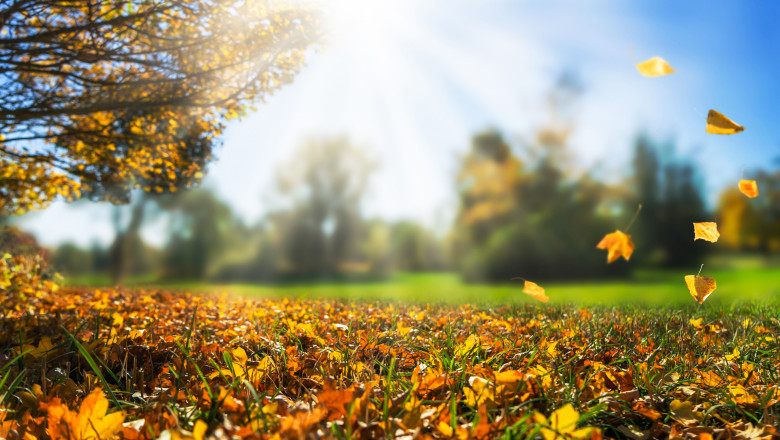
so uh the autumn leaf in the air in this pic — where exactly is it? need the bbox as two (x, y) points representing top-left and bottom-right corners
(596, 230), (635, 263)
(739, 179), (758, 198)
(636, 56), (675, 77)
(693, 222), (719, 243)
(44, 389), (125, 440)
(512, 278), (549, 302)
(706, 109), (744, 134)
(685, 274), (717, 304)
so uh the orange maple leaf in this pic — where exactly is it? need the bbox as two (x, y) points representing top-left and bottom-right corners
(43, 389), (125, 440)
(685, 275), (716, 304)
(738, 180), (758, 198)
(596, 230), (635, 263)
(693, 222), (719, 243)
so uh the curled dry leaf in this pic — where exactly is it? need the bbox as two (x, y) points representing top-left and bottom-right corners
(685, 275), (717, 304)
(693, 222), (719, 243)
(706, 109), (744, 135)
(596, 230), (635, 263)
(636, 56), (675, 77)
(739, 180), (758, 198)
(523, 280), (549, 303)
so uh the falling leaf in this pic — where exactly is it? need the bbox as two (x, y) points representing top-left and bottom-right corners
(636, 56), (675, 77)
(519, 280), (549, 303)
(685, 275), (717, 304)
(693, 222), (720, 243)
(596, 230), (635, 263)
(739, 180), (758, 198)
(706, 109), (744, 134)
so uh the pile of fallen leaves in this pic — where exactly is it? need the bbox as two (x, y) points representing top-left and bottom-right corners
(1, 287), (778, 439)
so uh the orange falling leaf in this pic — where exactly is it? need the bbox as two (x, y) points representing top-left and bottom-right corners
(523, 280), (549, 303)
(739, 180), (758, 198)
(693, 222), (719, 243)
(706, 109), (744, 134)
(596, 230), (635, 263)
(636, 56), (675, 77)
(685, 275), (717, 304)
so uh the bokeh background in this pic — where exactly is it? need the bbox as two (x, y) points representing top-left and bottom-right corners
(4, 1), (779, 302)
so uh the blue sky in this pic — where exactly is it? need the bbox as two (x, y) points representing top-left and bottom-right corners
(17, 0), (780, 247)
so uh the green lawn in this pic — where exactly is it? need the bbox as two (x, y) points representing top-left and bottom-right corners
(67, 266), (780, 306)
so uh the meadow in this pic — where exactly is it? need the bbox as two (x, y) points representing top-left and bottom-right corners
(2, 264), (778, 439)
(67, 264), (780, 306)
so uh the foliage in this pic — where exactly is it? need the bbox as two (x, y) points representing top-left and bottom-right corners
(1, 287), (779, 439)
(0, 0), (320, 215)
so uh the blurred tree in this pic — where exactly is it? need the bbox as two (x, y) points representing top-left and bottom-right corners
(0, 0), (319, 215)
(389, 221), (449, 272)
(717, 169), (780, 253)
(272, 136), (375, 278)
(52, 243), (93, 276)
(454, 75), (617, 281)
(157, 188), (238, 280)
(629, 135), (708, 267)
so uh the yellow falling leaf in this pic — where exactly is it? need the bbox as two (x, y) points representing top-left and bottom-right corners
(636, 56), (675, 77)
(596, 230), (635, 263)
(706, 109), (744, 134)
(685, 275), (717, 304)
(523, 280), (549, 303)
(693, 222), (719, 243)
(739, 179), (758, 198)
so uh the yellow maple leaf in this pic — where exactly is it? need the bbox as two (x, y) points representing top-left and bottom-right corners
(693, 222), (719, 243)
(636, 56), (675, 77)
(706, 109), (744, 134)
(596, 230), (635, 263)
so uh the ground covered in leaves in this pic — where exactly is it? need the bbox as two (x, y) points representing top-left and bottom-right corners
(1, 287), (779, 439)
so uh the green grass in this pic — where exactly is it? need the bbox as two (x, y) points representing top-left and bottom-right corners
(66, 266), (780, 306)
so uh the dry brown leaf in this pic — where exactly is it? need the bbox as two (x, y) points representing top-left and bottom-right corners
(706, 109), (744, 134)
(685, 275), (717, 304)
(596, 230), (635, 263)
(739, 180), (759, 198)
(693, 222), (719, 243)
(636, 56), (675, 77)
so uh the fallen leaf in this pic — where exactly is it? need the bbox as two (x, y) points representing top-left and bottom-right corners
(693, 222), (719, 243)
(596, 230), (635, 263)
(669, 400), (704, 427)
(685, 275), (716, 304)
(636, 56), (675, 77)
(739, 180), (758, 198)
(706, 109), (744, 134)
(523, 280), (549, 303)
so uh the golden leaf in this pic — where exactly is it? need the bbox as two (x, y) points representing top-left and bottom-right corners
(706, 109), (744, 134)
(523, 280), (549, 303)
(693, 222), (719, 243)
(596, 230), (635, 263)
(739, 179), (758, 198)
(636, 56), (675, 77)
(685, 275), (716, 304)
